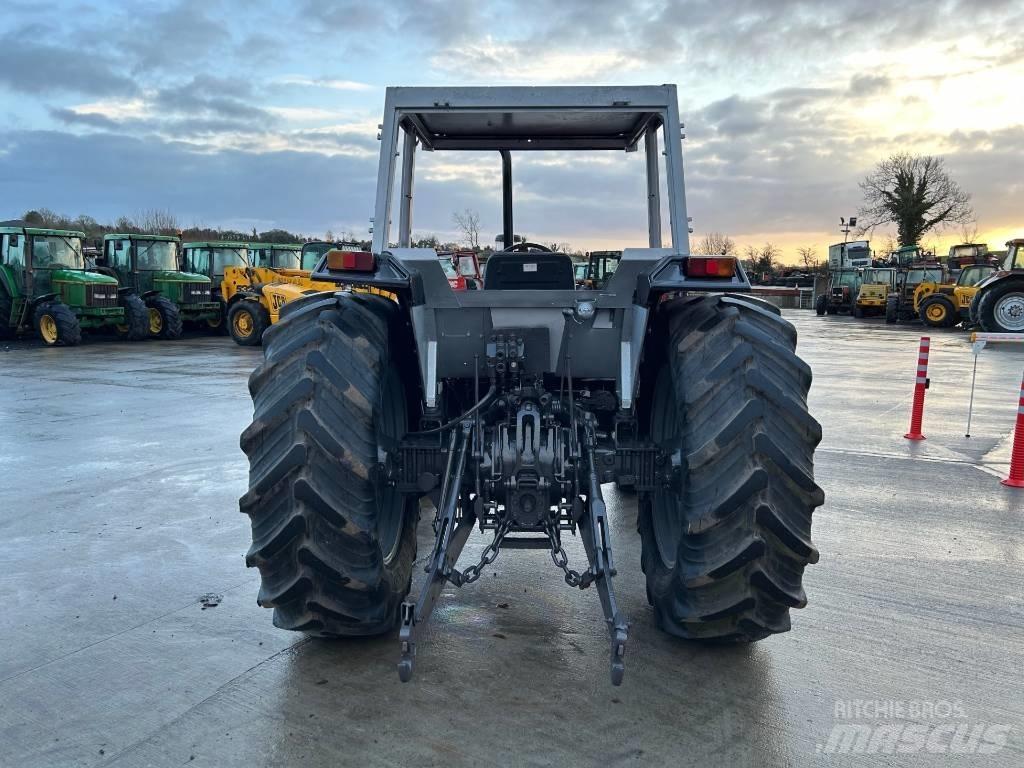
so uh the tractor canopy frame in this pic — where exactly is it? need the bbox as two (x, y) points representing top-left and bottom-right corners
(314, 85), (752, 412)
(372, 85), (689, 254)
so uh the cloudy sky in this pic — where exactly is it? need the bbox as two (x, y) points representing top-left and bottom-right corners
(1, 0), (1021, 261)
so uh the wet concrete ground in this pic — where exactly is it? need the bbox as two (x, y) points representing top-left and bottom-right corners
(1, 311), (1022, 767)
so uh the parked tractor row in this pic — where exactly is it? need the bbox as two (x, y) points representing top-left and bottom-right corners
(815, 239), (1024, 332)
(0, 226), (375, 347)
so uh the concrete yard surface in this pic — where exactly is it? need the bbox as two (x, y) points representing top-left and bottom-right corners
(1, 311), (1022, 767)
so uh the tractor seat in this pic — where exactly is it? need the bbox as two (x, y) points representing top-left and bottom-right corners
(483, 253), (576, 290)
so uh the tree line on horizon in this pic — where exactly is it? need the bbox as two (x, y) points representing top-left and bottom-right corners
(10, 151), (975, 267)
(11, 208), (375, 250)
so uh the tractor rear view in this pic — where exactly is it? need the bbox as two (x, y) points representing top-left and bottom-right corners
(238, 86), (824, 685)
(816, 268), (860, 315)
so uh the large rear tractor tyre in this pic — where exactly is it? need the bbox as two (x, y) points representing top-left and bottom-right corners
(147, 295), (183, 339)
(34, 301), (81, 347)
(920, 295), (957, 329)
(639, 294), (823, 642)
(228, 300), (270, 347)
(814, 295), (826, 316)
(239, 293), (418, 636)
(977, 280), (1024, 333)
(119, 294), (150, 341)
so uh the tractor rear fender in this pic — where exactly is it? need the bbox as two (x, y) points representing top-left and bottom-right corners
(974, 270), (1018, 294)
(313, 247), (752, 409)
(140, 289), (161, 300)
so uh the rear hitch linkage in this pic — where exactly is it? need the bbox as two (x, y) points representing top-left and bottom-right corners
(397, 421), (630, 685)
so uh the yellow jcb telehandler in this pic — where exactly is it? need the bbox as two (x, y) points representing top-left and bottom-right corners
(914, 263), (996, 328)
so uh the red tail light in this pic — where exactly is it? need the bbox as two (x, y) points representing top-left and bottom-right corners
(326, 250), (376, 272)
(685, 256), (735, 278)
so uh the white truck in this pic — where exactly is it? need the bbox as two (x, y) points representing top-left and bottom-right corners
(828, 240), (872, 269)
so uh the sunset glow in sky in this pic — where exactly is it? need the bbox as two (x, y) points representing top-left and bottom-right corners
(1, 0), (1021, 262)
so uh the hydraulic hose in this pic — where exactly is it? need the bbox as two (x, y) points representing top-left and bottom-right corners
(409, 385), (497, 436)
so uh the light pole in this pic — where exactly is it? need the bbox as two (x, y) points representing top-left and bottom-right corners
(840, 216), (857, 245)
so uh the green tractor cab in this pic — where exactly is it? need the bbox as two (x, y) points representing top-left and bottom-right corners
(250, 243), (303, 271)
(100, 234), (220, 339)
(0, 226), (128, 346)
(181, 241), (251, 332)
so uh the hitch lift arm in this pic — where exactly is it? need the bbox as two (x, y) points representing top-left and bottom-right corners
(398, 423), (476, 682)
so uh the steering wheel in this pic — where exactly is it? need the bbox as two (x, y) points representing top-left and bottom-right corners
(501, 242), (553, 253)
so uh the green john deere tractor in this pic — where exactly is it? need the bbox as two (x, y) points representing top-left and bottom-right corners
(97, 234), (220, 338)
(0, 226), (131, 346)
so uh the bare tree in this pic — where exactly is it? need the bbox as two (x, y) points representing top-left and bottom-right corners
(858, 153), (973, 246)
(693, 232), (737, 256)
(741, 244), (759, 274)
(882, 233), (898, 258)
(746, 242), (779, 274)
(958, 217), (980, 244)
(452, 208), (481, 250)
(133, 208), (179, 234)
(797, 246), (818, 271)
(324, 229), (335, 242)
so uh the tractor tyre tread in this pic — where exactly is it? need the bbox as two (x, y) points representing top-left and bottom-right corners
(639, 294), (823, 643)
(34, 301), (81, 346)
(919, 295), (957, 329)
(977, 279), (1024, 333)
(228, 301), (271, 347)
(148, 295), (183, 339)
(239, 292), (417, 636)
(885, 295), (898, 324)
(121, 294), (150, 341)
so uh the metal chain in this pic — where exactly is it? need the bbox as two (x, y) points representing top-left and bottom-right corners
(544, 522), (591, 589)
(456, 520), (511, 585)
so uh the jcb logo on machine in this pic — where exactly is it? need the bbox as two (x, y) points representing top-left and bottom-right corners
(270, 293), (287, 310)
